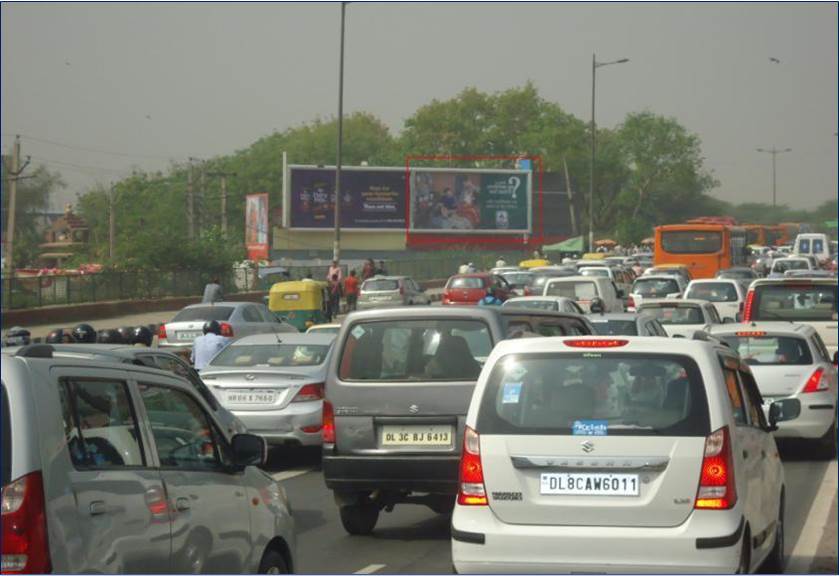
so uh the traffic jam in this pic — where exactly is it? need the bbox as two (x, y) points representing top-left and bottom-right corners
(2, 222), (837, 574)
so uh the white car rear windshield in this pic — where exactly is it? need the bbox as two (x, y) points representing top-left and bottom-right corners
(210, 344), (330, 367)
(686, 283), (738, 302)
(641, 306), (704, 325)
(634, 278), (680, 296)
(172, 306), (234, 322)
(476, 354), (710, 436)
(545, 281), (598, 300)
(772, 260), (809, 273)
(339, 319), (492, 381)
(718, 335), (813, 366)
(591, 320), (639, 336)
(363, 279), (400, 292)
(753, 284), (838, 322)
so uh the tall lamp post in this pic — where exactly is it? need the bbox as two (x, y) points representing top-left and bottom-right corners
(756, 147), (791, 208)
(333, 1), (348, 262)
(589, 54), (629, 253)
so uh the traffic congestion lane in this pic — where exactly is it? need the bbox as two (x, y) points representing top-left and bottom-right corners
(266, 443), (836, 574)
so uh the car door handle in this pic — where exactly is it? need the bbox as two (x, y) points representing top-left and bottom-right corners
(175, 497), (191, 512)
(89, 500), (107, 516)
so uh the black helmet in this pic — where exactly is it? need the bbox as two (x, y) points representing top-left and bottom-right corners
(96, 329), (124, 344)
(203, 320), (221, 335)
(4, 326), (31, 347)
(132, 326), (153, 347)
(46, 328), (74, 344)
(116, 326), (135, 344)
(72, 323), (97, 343)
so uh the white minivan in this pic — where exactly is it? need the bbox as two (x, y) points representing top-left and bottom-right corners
(543, 276), (624, 313)
(793, 233), (832, 265)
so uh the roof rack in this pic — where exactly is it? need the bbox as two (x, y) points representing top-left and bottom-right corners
(15, 344), (54, 359)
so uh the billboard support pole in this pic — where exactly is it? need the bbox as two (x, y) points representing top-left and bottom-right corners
(333, 1), (347, 262)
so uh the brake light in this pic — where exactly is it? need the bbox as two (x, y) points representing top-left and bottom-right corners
(457, 426), (487, 506)
(626, 295), (635, 309)
(322, 400), (335, 444)
(802, 368), (828, 394)
(292, 383), (324, 403)
(735, 331), (766, 337)
(564, 339), (629, 348)
(695, 426), (737, 510)
(1, 472), (51, 574)
(157, 324), (167, 340)
(220, 322), (234, 338)
(742, 290), (755, 321)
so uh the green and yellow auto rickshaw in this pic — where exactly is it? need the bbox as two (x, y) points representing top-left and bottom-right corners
(268, 280), (330, 332)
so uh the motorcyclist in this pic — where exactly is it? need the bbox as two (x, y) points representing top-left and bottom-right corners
(71, 323), (97, 344)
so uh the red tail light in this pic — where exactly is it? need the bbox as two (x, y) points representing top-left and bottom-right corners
(1, 472), (51, 574)
(457, 426), (487, 506)
(626, 295), (636, 309)
(802, 368), (828, 394)
(157, 324), (167, 340)
(220, 322), (234, 337)
(695, 426), (737, 510)
(292, 383), (324, 403)
(742, 290), (755, 321)
(564, 339), (629, 348)
(322, 400), (335, 444)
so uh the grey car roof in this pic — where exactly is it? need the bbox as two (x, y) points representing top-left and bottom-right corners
(1, 343), (179, 360)
(227, 332), (337, 346)
(2, 352), (191, 382)
(343, 306), (503, 322)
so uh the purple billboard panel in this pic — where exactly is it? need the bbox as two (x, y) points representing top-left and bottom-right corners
(289, 167), (407, 229)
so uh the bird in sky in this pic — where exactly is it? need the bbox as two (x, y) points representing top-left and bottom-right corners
(769, 57), (781, 64)
(145, 114), (152, 120)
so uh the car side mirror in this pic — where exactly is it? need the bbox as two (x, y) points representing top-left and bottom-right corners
(231, 433), (267, 468)
(767, 398), (801, 431)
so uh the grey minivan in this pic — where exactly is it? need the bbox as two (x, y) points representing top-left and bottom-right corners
(322, 307), (508, 535)
(1, 345), (296, 573)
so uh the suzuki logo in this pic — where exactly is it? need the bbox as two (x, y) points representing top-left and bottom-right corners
(245, 374), (255, 381)
(409, 404), (420, 414)
(581, 441), (595, 453)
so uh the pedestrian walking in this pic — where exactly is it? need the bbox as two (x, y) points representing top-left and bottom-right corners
(362, 259), (375, 280)
(327, 273), (343, 320)
(375, 260), (387, 275)
(458, 261), (470, 274)
(191, 320), (230, 371)
(327, 260), (343, 283)
(202, 277), (224, 303)
(344, 269), (360, 312)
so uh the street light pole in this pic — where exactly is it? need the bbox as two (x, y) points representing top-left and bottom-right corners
(589, 54), (629, 253)
(333, 1), (347, 262)
(756, 147), (792, 208)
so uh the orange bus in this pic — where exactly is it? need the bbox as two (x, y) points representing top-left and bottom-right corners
(765, 225), (784, 247)
(743, 224), (766, 246)
(654, 224), (747, 279)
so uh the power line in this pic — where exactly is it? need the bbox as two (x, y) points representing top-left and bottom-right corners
(28, 155), (129, 176)
(1, 132), (188, 162)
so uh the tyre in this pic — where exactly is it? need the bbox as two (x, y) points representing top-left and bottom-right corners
(339, 501), (380, 535)
(760, 495), (785, 574)
(258, 549), (289, 574)
(816, 420), (837, 461)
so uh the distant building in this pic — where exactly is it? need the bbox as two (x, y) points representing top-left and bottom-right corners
(38, 204), (89, 268)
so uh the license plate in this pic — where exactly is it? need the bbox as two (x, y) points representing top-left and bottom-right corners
(540, 473), (639, 496)
(380, 425), (453, 446)
(226, 390), (276, 405)
(177, 330), (203, 341)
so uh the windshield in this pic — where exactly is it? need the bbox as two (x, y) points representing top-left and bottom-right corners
(641, 305), (704, 325)
(633, 278), (680, 297)
(448, 277), (486, 290)
(210, 343), (330, 367)
(798, 239), (811, 254)
(773, 259), (809, 273)
(661, 231), (722, 254)
(718, 269), (754, 280)
(753, 284), (838, 322)
(544, 281), (598, 300)
(339, 319), (493, 381)
(718, 335), (813, 366)
(503, 299), (558, 311)
(686, 282), (738, 302)
(590, 320), (639, 336)
(476, 354), (709, 436)
(172, 306), (234, 322)
(580, 268), (610, 278)
(363, 279), (400, 291)
(501, 272), (532, 286)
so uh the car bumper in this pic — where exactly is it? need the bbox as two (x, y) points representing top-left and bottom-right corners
(322, 453), (460, 494)
(230, 402), (323, 447)
(451, 505), (744, 574)
(770, 392), (836, 440)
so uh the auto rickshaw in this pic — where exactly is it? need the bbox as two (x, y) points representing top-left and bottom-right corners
(268, 280), (330, 332)
(518, 258), (552, 269)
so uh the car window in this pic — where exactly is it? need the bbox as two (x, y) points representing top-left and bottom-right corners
(813, 239), (824, 254)
(364, 279), (400, 291)
(738, 370), (768, 430)
(591, 320), (638, 336)
(706, 306), (721, 324)
(153, 354), (220, 409)
(59, 379), (145, 468)
(448, 277), (485, 289)
(633, 278), (680, 296)
(686, 282), (739, 302)
(544, 280), (598, 300)
(722, 366), (747, 426)
(811, 333), (832, 363)
(798, 239), (811, 253)
(241, 305), (263, 323)
(640, 305), (704, 325)
(210, 343), (330, 367)
(171, 306), (234, 322)
(753, 284), (838, 322)
(339, 319), (492, 381)
(139, 384), (228, 470)
(476, 353), (710, 437)
(503, 299), (557, 311)
(718, 335), (813, 365)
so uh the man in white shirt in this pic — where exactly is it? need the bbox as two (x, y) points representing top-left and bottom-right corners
(191, 320), (230, 371)
(327, 260), (343, 283)
(495, 257), (507, 268)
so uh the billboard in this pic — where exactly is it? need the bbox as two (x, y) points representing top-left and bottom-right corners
(410, 169), (530, 233)
(245, 193), (269, 260)
(288, 167), (406, 229)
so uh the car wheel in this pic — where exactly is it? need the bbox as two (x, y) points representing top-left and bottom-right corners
(258, 549), (289, 574)
(817, 419), (837, 460)
(760, 494), (784, 573)
(339, 500), (380, 535)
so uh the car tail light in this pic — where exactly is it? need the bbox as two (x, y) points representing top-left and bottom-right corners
(1, 472), (51, 574)
(457, 426), (487, 506)
(735, 331), (766, 337)
(694, 426), (737, 510)
(742, 290), (755, 321)
(802, 368), (828, 394)
(157, 324), (167, 340)
(322, 400), (335, 444)
(292, 383), (324, 403)
(220, 322), (234, 337)
(626, 295), (635, 309)
(564, 339), (629, 348)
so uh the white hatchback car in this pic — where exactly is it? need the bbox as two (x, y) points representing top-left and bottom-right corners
(451, 336), (794, 574)
(637, 299), (723, 338)
(710, 323), (838, 458)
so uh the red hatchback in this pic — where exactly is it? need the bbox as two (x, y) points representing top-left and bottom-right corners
(442, 273), (511, 305)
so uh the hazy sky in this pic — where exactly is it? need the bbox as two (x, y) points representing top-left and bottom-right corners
(2, 2), (837, 210)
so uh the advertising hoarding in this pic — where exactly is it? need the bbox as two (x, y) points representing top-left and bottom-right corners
(245, 193), (270, 260)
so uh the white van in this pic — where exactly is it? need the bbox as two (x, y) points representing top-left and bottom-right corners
(793, 233), (832, 264)
(543, 276), (624, 313)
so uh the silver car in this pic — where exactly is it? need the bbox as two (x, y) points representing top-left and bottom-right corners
(588, 312), (669, 336)
(1, 345), (296, 573)
(357, 275), (430, 310)
(637, 299), (723, 338)
(502, 295), (584, 314)
(158, 301), (297, 357)
(201, 333), (336, 447)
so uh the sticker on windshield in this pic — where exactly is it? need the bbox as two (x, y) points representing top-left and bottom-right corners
(572, 420), (608, 436)
(502, 382), (522, 404)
